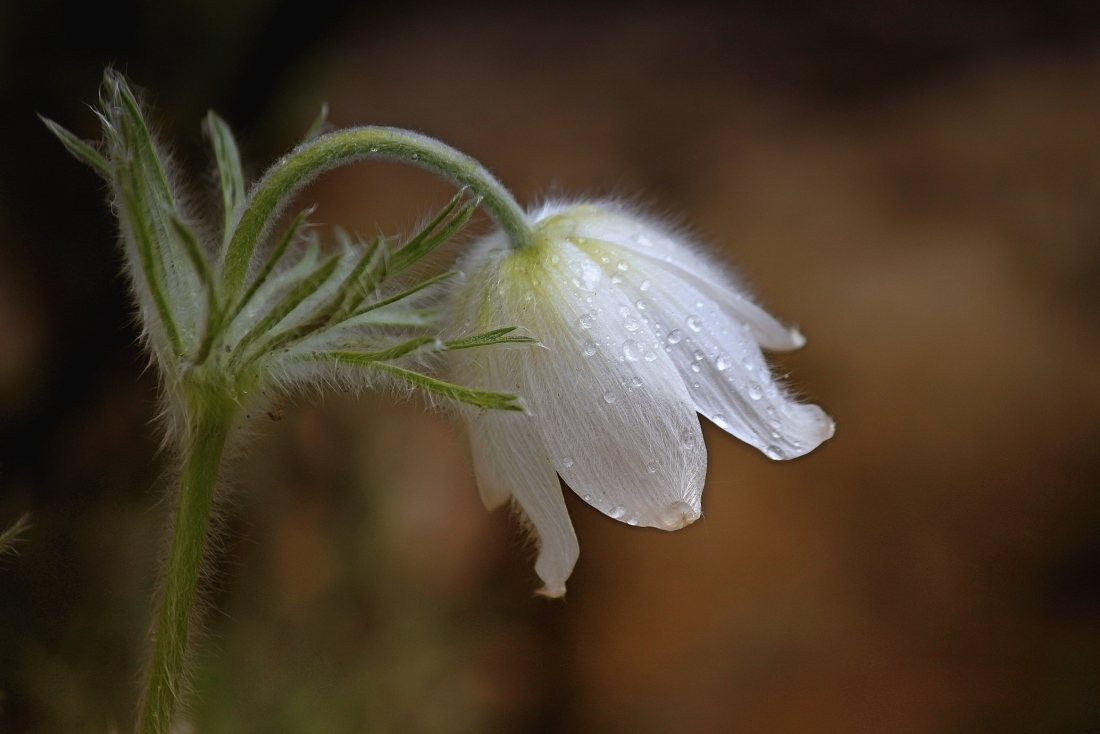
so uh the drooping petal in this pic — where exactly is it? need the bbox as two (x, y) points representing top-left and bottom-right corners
(544, 203), (805, 350)
(466, 407), (578, 596)
(486, 237), (707, 530)
(574, 233), (834, 460)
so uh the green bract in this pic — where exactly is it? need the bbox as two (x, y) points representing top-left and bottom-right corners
(43, 70), (538, 734)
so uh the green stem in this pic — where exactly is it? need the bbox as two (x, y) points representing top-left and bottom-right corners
(138, 393), (234, 734)
(220, 127), (534, 298)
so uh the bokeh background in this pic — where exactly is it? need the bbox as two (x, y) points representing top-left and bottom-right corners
(2, 1), (1099, 732)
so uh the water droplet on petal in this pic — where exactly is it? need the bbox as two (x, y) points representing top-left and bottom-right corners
(624, 317), (639, 332)
(635, 300), (646, 310)
(765, 445), (785, 460)
(631, 377), (643, 387)
(748, 382), (763, 400)
(687, 315), (703, 332)
(617, 261), (629, 271)
(617, 305), (630, 318)
(562, 456), (574, 468)
(693, 350), (704, 361)
(667, 329), (683, 344)
(644, 351), (657, 362)
(583, 494), (592, 501)
(691, 363), (701, 372)
(579, 313), (595, 329)
(609, 505), (626, 519)
(713, 414), (729, 428)
(611, 274), (623, 284)
(716, 353), (732, 371)
(640, 279), (651, 291)
(603, 390), (617, 403)
(627, 517), (640, 526)
(583, 341), (598, 357)
(550, 253), (560, 264)
(741, 357), (755, 371)
(633, 234), (653, 247)
(647, 462), (658, 473)
(623, 340), (642, 361)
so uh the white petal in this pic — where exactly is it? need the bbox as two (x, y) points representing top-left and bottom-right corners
(467, 408), (578, 597)
(494, 239), (707, 530)
(575, 236), (834, 459)
(557, 204), (804, 350)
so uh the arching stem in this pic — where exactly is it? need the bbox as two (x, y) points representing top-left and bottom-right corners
(220, 127), (534, 298)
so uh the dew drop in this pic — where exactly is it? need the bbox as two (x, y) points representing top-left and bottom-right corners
(667, 329), (683, 344)
(622, 340), (642, 361)
(633, 233), (654, 247)
(582, 494), (592, 502)
(693, 350), (704, 361)
(618, 305), (631, 318)
(640, 279), (651, 291)
(691, 363), (701, 372)
(611, 274), (623, 284)
(609, 505), (626, 519)
(748, 382), (763, 400)
(644, 350), (657, 362)
(765, 445), (785, 460)
(647, 462), (658, 473)
(624, 317), (640, 332)
(603, 391), (617, 403)
(631, 377), (643, 388)
(583, 341), (598, 357)
(562, 456), (575, 468)
(635, 299), (646, 310)
(716, 353), (732, 371)
(687, 315), (703, 332)
(713, 414), (729, 429)
(579, 313), (595, 329)
(616, 261), (629, 271)
(626, 517), (640, 526)
(550, 253), (560, 264)
(741, 357), (755, 371)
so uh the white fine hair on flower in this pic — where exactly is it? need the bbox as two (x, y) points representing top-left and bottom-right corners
(447, 200), (834, 597)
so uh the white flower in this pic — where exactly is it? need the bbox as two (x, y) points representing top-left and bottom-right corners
(448, 202), (834, 596)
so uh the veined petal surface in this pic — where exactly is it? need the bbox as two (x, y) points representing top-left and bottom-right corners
(467, 407), (577, 596)
(562, 212), (834, 460)
(454, 235), (706, 530)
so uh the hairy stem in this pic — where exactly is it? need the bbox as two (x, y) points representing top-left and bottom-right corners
(220, 127), (533, 298)
(138, 393), (234, 734)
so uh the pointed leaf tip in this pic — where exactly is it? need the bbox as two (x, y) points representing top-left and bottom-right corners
(41, 116), (110, 177)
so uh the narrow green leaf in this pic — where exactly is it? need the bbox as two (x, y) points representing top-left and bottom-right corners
(117, 171), (184, 356)
(349, 307), (438, 328)
(388, 194), (479, 274)
(444, 327), (538, 351)
(40, 116), (111, 177)
(352, 271), (456, 319)
(230, 208), (312, 321)
(169, 216), (221, 365)
(230, 254), (340, 365)
(204, 111), (246, 244)
(302, 103), (329, 144)
(310, 336), (438, 365)
(369, 362), (526, 411)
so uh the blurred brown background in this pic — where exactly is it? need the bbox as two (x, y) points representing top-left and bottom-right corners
(2, 2), (1099, 732)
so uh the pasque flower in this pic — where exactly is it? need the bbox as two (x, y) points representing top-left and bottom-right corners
(449, 201), (834, 596)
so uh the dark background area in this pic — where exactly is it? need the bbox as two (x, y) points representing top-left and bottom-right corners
(1, 1), (1100, 732)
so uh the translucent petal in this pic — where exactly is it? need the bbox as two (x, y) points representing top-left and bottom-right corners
(488, 238), (707, 530)
(575, 236), (834, 460)
(557, 204), (804, 350)
(467, 408), (578, 596)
